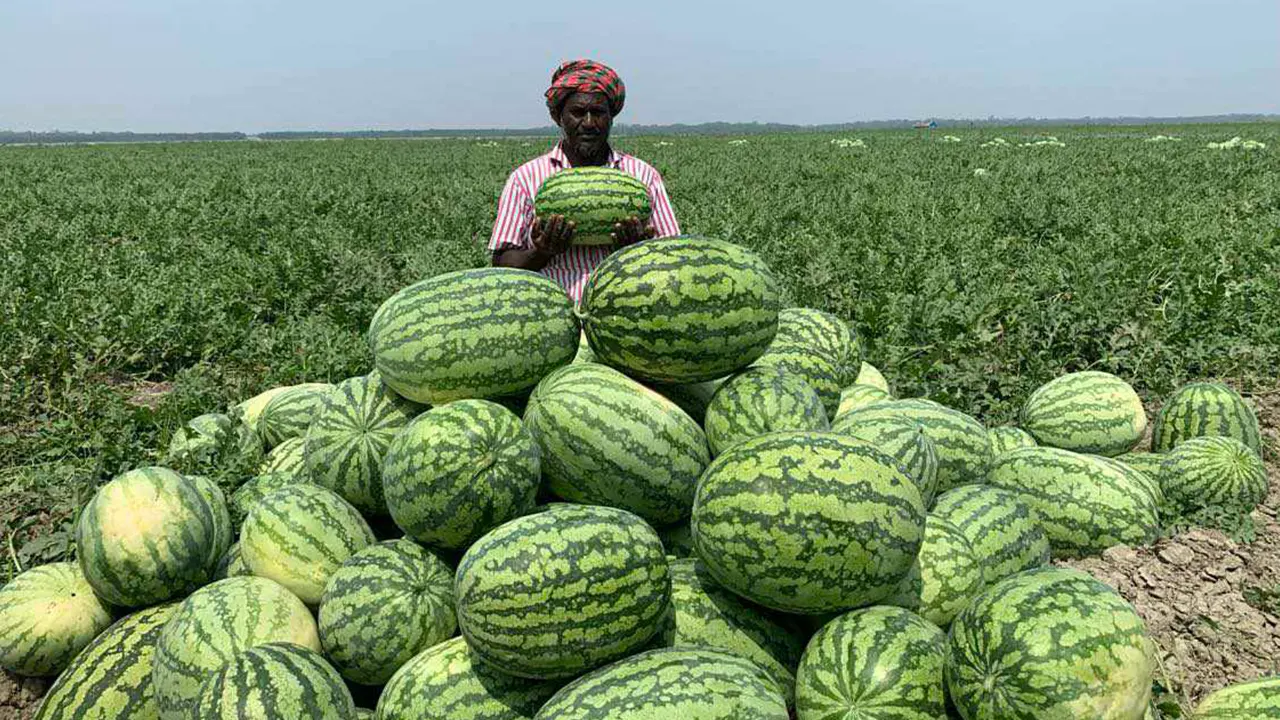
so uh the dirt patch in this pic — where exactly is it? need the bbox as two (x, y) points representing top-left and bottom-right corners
(0, 672), (47, 720)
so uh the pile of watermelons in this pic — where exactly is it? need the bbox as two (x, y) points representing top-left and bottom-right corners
(1, 236), (1274, 719)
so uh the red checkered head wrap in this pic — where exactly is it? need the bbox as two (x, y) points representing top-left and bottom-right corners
(545, 59), (626, 117)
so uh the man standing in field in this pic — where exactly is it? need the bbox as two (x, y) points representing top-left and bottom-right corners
(490, 59), (681, 302)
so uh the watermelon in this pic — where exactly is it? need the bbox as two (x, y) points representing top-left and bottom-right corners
(76, 466), (224, 608)
(930, 485), (1051, 586)
(260, 436), (308, 480)
(376, 637), (562, 720)
(191, 642), (357, 719)
(946, 567), (1155, 720)
(657, 558), (805, 703)
(165, 412), (233, 466)
(234, 386), (294, 434)
(1097, 455), (1166, 509)
(240, 484), (376, 604)
(691, 431), (925, 614)
(0, 563), (112, 677)
(658, 523), (696, 559)
(455, 504), (671, 679)
(257, 382), (335, 449)
(1159, 436), (1268, 515)
(750, 342), (842, 418)
(368, 268), (578, 405)
(1114, 452), (1167, 484)
(34, 604), (175, 720)
(795, 606), (946, 720)
(1195, 676), (1280, 718)
(837, 399), (991, 492)
(580, 236), (781, 384)
(887, 515), (984, 626)
(772, 307), (863, 385)
(534, 648), (789, 720)
(304, 372), (422, 516)
(704, 366), (830, 457)
(384, 399), (540, 550)
(1020, 371), (1147, 457)
(533, 167), (652, 245)
(319, 539), (456, 686)
(987, 426), (1037, 456)
(985, 446), (1161, 557)
(1152, 381), (1262, 454)
(649, 377), (724, 425)
(152, 576), (321, 720)
(523, 363), (709, 525)
(185, 473), (234, 574)
(228, 471), (309, 527)
(833, 383), (891, 420)
(855, 361), (891, 395)
(832, 413), (940, 506)
(215, 542), (251, 580)
(572, 330), (596, 364)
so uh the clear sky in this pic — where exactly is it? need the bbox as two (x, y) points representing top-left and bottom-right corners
(2, 0), (1276, 133)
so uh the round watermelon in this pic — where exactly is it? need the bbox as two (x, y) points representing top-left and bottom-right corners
(750, 342), (842, 419)
(772, 307), (863, 386)
(257, 382), (336, 449)
(1160, 435), (1268, 516)
(228, 471), (309, 527)
(930, 484), (1051, 586)
(1152, 381), (1262, 454)
(0, 563), (112, 677)
(837, 399), (991, 493)
(533, 167), (652, 245)
(260, 436), (308, 480)
(191, 642), (357, 719)
(987, 425), (1037, 456)
(885, 515), (984, 627)
(704, 365), (830, 457)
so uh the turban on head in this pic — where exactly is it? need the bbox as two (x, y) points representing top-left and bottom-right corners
(545, 59), (625, 116)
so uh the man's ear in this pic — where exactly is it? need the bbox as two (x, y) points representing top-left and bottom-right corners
(549, 106), (562, 127)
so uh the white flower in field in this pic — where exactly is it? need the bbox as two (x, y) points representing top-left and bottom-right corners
(1145, 135), (1181, 143)
(942, 135), (963, 143)
(980, 138), (1010, 148)
(729, 139), (749, 146)
(1206, 136), (1264, 150)
(1242, 140), (1267, 149)
(1020, 138), (1066, 148)
(830, 138), (866, 148)
(477, 140), (500, 148)
(655, 141), (674, 147)
(973, 168), (990, 177)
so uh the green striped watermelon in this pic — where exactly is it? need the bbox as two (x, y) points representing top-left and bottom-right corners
(930, 484), (1051, 586)
(658, 558), (805, 704)
(1152, 381), (1262, 454)
(257, 383), (336, 449)
(1020, 371), (1147, 457)
(369, 268), (578, 405)
(0, 563), (112, 677)
(523, 363), (709, 525)
(649, 377), (724, 425)
(1097, 455), (1166, 510)
(795, 606), (946, 720)
(185, 473), (234, 576)
(987, 426), (1037, 456)
(1159, 436), (1268, 516)
(165, 412), (233, 467)
(691, 431), (925, 614)
(240, 484), (376, 605)
(319, 539), (456, 685)
(832, 413), (940, 506)
(985, 446), (1161, 558)
(886, 515), (984, 626)
(833, 383), (891, 421)
(534, 648), (789, 720)
(855, 362), (891, 395)
(33, 603), (176, 720)
(837, 399), (991, 492)
(772, 307), (863, 385)
(533, 167), (652, 246)
(1194, 676), (1280, 718)
(152, 576), (321, 720)
(76, 466), (224, 608)
(305, 372), (422, 516)
(455, 504), (671, 679)
(750, 342), (842, 419)
(228, 471), (310, 527)
(1114, 452), (1167, 484)
(260, 436), (308, 480)
(215, 542), (251, 580)
(946, 567), (1155, 720)
(384, 399), (540, 550)
(704, 366), (829, 457)
(192, 642), (357, 719)
(580, 236), (781, 384)
(235, 386), (294, 434)
(376, 637), (560, 720)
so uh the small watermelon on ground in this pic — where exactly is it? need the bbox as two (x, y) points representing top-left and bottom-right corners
(240, 484), (376, 605)
(319, 539), (456, 686)
(1020, 370), (1147, 457)
(772, 307), (863, 385)
(383, 399), (540, 550)
(1152, 381), (1262, 454)
(305, 371), (422, 516)
(692, 431), (925, 614)
(1159, 436), (1268, 516)
(165, 412), (233, 467)
(0, 563), (112, 677)
(260, 436), (308, 480)
(533, 167), (653, 245)
(657, 558), (805, 704)
(832, 413), (940, 506)
(886, 515), (984, 627)
(1194, 676), (1280, 718)
(523, 363), (709, 525)
(376, 636), (562, 720)
(455, 504), (671, 679)
(369, 268), (578, 405)
(192, 642), (357, 719)
(795, 606), (947, 720)
(76, 466), (223, 608)
(704, 365), (829, 457)
(837, 399), (991, 492)
(833, 383), (891, 421)
(228, 471), (309, 527)
(946, 567), (1155, 720)
(257, 382), (336, 449)
(580, 236), (781, 384)
(534, 648), (789, 720)
(750, 342), (842, 419)
(930, 484), (1051, 586)
(152, 576), (321, 720)
(987, 425), (1037, 456)
(854, 361), (891, 395)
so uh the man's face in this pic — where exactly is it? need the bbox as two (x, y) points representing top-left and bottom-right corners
(554, 92), (612, 157)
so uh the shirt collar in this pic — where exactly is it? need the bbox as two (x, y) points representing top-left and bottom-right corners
(549, 142), (623, 169)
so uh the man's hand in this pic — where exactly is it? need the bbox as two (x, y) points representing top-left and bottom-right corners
(532, 214), (575, 258)
(612, 216), (657, 247)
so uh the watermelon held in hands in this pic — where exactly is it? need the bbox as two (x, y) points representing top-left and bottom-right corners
(191, 642), (358, 719)
(1152, 381), (1262, 454)
(534, 167), (653, 246)
(1020, 370), (1147, 457)
(0, 563), (113, 677)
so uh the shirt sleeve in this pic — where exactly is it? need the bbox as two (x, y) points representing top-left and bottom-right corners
(645, 167), (682, 238)
(489, 170), (534, 251)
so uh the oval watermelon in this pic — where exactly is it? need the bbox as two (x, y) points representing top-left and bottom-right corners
(837, 399), (991, 493)
(1195, 676), (1280, 718)
(1152, 381), (1262, 454)
(191, 642), (357, 719)
(832, 413), (940, 506)
(885, 515), (984, 627)
(260, 436), (308, 479)
(750, 342), (843, 419)
(987, 425), (1037, 456)
(930, 484), (1051, 586)
(1020, 371), (1146, 457)
(228, 471), (310, 527)
(0, 563), (112, 677)
(257, 382), (335, 450)
(772, 307), (863, 385)
(534, 167), (652, 246)
(704, 365), (829, 457)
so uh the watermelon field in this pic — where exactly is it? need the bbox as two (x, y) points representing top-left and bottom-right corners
(2, 123), (1280, 718)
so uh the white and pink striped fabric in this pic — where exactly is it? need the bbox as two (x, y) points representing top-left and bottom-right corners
(488, 143), (681, 303)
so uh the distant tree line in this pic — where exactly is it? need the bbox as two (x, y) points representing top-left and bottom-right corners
(0, 131), (246, 145)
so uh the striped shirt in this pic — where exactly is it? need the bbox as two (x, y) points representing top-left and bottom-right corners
(489, 143), (681, 302)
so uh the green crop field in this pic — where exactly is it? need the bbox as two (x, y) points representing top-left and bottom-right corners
(2, 125), (1278, 572)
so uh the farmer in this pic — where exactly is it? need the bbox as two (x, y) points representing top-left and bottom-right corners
(490, 59), (681, 302)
